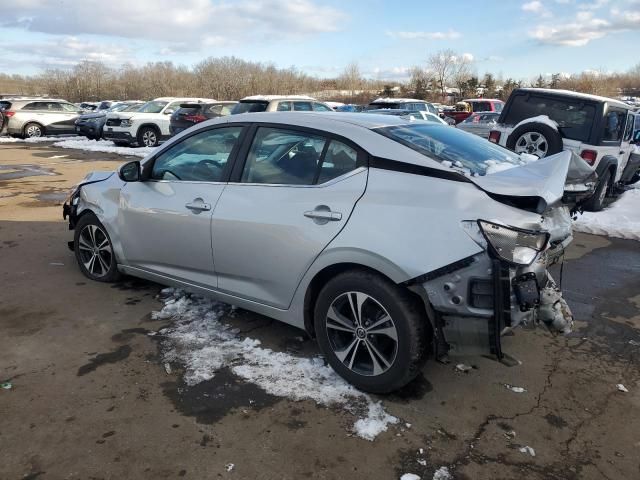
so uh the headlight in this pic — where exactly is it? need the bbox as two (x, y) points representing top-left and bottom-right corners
(120, 119), (132, 127)
(478, 220), (549, 266)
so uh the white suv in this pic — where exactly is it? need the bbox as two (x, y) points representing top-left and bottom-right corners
(103, 97), (215, 147)
(489, 88), (636, 211)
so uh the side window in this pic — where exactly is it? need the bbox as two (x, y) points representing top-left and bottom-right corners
(293, 102), (313, 111)
(312, 103), (332, 112)
(47, 102), (63, 111)
(241, 127), (326, 185)
(276, 101), (292, 111)
(151, 126), (242, 182)
(623, 113), (633, 142)
(603, 110), (625, 142)
(22, 102), (39, 110)
(414, 103), (427, 111)
(207, 104), (223, 116)
(317, 141), (358, 184)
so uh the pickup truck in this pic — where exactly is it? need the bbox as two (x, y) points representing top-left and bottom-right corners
(443, 99), (504, 125)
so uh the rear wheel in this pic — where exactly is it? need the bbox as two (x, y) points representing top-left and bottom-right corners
(74, 213), (121, 282)
(23, 122), (44, 139)
(314, 270), (429, 393)
(583, 169), (611, 212)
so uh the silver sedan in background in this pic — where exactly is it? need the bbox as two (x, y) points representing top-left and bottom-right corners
(457, 112), (500, 138)
(63, 112), (594, 393)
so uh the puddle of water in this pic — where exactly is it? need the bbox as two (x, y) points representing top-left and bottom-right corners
(0, 164), (57, 181)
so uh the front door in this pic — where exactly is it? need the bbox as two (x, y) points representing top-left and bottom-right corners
(212, 125), (367, 309)
(117, 125), (245, 287)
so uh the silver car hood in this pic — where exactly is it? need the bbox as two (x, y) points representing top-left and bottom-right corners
(470, 151), (594, 208)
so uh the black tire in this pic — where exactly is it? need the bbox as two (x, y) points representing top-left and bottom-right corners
(314, 270), (429, 393)
(23, 122), (44, 139)
(74, 212), (121, 282)
(137, 126), (159, 147)
(506, 122), (563, 158)
(583, 169), (612, 212)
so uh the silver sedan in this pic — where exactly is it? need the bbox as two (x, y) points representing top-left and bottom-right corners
(457, 112), (500, 138)
(64, 112), (594, 392)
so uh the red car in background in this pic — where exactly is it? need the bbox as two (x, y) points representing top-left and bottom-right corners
(443, 98), (504, 125)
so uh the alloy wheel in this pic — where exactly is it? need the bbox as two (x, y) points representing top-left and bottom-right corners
(142, 130), (157, 147)
(77, 224), (113, 278)
(325, 291), (398, 376)
(514, 132), (548, 158)
(26, 125), (42, 137)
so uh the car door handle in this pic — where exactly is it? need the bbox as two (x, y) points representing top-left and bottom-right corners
(304, 210), (342, 221)
(185, 201), (211, 212)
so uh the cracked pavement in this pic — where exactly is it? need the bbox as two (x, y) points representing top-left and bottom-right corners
(1, 143), (639, 480)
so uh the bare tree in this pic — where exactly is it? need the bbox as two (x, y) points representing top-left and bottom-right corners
(337, 62), (362, 99)
(428, 49), (459, 100)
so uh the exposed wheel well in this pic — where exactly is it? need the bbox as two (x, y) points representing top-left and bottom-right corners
(302, 262), (427, 338)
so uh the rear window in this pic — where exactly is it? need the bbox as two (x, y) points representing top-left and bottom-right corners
(375, 123), (523, 176)
(368, 102), (405, 110)
(232, 101), (269, 114)
(176, 105), (202, 116)
(0, 101), (11, 110)
(471, 101), (491, 112)
(504, 94), (596, 142)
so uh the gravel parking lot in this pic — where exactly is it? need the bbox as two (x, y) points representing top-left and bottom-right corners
(1, 142), (639, 480)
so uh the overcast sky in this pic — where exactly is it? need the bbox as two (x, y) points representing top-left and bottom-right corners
(1, 0), (639, 81)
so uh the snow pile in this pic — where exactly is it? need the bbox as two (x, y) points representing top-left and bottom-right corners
(154, 289), (399, 441)
(52, 138), (155, 158)
(0, 135), (75, 143)
(400, 474), (421, 480)
(519, 446), (536, 457)
(573, 186), (640, 241)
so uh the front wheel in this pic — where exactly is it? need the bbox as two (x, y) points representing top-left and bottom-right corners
(74, 213), (121, 282)
(314, 270), (429, 393)
(137, 126), (159, 147)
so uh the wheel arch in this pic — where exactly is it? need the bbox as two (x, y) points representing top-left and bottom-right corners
(596, 155), (618, 185)
(137, 122), (161, 135)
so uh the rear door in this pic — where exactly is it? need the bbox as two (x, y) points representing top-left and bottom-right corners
(117, 125), (245, 286)
(600, 108), (629, 181)
(212, 125), (367, 308)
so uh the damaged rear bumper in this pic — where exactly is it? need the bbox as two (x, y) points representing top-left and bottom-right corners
(410, 244), (573, 360)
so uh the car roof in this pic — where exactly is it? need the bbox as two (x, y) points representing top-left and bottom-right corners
(240, 95), (317, 102)
(514, 88), (631, 109)
(370, 97), (428, 104)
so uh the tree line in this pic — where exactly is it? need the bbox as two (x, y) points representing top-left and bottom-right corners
(1, 52), (639, 104)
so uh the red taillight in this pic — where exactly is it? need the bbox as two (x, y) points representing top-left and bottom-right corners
(580, 149), (597, 165)
(184, 114), (207, 123)
(488, 130), (501, 144)
(4, 111), (15, 117)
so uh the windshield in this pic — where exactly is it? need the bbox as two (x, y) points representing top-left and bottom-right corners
(137, 100), (168, 114)
(123, 103), (143, 112)
(232, 101), (268, 114)
(375, 123), (525, 176)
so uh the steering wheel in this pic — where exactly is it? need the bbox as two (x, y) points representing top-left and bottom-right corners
(190, 159), (223, 181)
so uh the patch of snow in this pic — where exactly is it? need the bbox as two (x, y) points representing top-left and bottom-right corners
(432, 466), (452, 480)
(512, 114), (559, 132)
(353, 402), (399, 441)
(455, 363), (472, 373)
(519, 446), (536, 457)
(400, 474), (421, 480)
(52, 138), (155, 158)
(225, 463), (234, 472)
(417, 459), (427, 466)
(154, 291), (399, 441)
(616, 384), (629, 393)
(241, 94), (315, 101)
(573, 187), (640, 241)
(629, 340), (640, 346)
(372, 97), (424, 104)
(504, 384), (527, 393)
(0, 135), (76, 143)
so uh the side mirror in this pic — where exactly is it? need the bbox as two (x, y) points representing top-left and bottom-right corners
(119, 161), (141, 182)
(164, 109), (175, 115)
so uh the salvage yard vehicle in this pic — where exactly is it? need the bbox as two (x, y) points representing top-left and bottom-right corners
(103, 97), (215, 147)
(4, 98), (83, 138)
(367, 98), (439, 116)
(231, 95), (334, 114)
(64, 112), (595, 393)
(457, 112), (500, 138)
(364, 108), (448, 124)
(489, 88), (637, 211)
(169, 101), (238, 136)
(443, 99), (504, 125)
(75, 101), (144, 140)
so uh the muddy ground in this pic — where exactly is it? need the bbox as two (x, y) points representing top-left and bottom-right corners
(0, 142), (639, 480)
